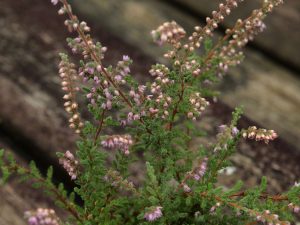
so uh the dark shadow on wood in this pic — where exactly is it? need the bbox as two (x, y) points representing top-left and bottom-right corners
(0, 122), (83, 205)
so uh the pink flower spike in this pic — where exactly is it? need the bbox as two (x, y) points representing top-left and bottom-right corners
(59, 150), (78, 180)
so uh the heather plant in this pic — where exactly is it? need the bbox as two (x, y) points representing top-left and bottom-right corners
(1, 0), (299, 224)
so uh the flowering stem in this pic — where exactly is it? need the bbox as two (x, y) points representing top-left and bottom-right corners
(203, 8), (263, 65)
(10, 164), (83, 223)
(228, 191), (300, 202)
(61, 0), (133, 108)
(176, 173), (191, 192)
(201, 192), (290, 225)
(60, 0), (159, 142)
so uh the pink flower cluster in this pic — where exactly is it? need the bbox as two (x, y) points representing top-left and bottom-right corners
(101, 135), (133, 155)
(263, 0), (284, 13)
(128, 85), (146, 106)
(101, 88), (114, 110)
(151, 94), (173, 120)
(215, 1), (285, 77)
(126, 111), (145, 124)
(114, 55), (131, 84)
(149, 64), (173, 94)
(59, 150), (78, 180)
(151, 21), (186, 46)
(210, 202), (221, 214)
(24, 208), (60, 225)
(187, 0), (242, 50)
(55, 2), (128, 114)
(218, 125), (239, 137)
(253, 210), (289, 225)
(59, 56), (83, 134)
(193, 157), (208, 181)
(242, 126), (278, 144)
(226, 14), (266, 51)
(149, 64), (170, 78)
(288, 203), (300, 214)
(180, 59), (201, 76)
(144, 206), (163, 222)
(104, 169), (137, 194)
(78, 48), (106, 77)
(64, 19), (90, 34)
(82, 55), (131, 110)
(188, 93), (209, 120)
(122, 86), (148, 125)
(51, 0), (58, 5)
(180, 158), (208, 193)
(183, 184), (192, 193)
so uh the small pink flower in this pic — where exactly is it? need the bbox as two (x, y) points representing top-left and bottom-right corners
(231, 127), (239, 136)
(144, 206), (163, 222)
(51, 0), (58, 5)
(123, 55), (130, 61)
(193, 157), (208, 181)
(87, 67), (94, 75)
(101, 135), (133, 155)
(25, 208), (60, 225)
(28, 217), (38, 225)
(183, 184), (191, 193)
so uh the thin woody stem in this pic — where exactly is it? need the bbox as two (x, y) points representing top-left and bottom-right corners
(201, 192), (290, 225)
(93, 109), (106, 145)
(10, 165), (83, 223)
(228, 191), (296, 202)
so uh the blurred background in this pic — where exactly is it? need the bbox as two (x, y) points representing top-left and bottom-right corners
(0, 0), (299, 224)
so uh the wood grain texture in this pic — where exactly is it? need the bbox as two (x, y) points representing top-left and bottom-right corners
(0, 1), (77, 164)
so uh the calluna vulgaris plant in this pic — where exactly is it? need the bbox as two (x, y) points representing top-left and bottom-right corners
(1, 0), (299, 224)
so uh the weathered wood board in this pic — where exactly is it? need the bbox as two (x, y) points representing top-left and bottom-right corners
(73, 0), (300, 150)
(221, 48), (300, 148)
(0, 1), (77, 164)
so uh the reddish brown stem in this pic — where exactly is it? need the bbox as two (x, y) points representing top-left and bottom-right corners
(10, 165), (83, 223)
(167, 76), (185, 131)
(202, 192), (290, 225)
(93, 109), (106, 145)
